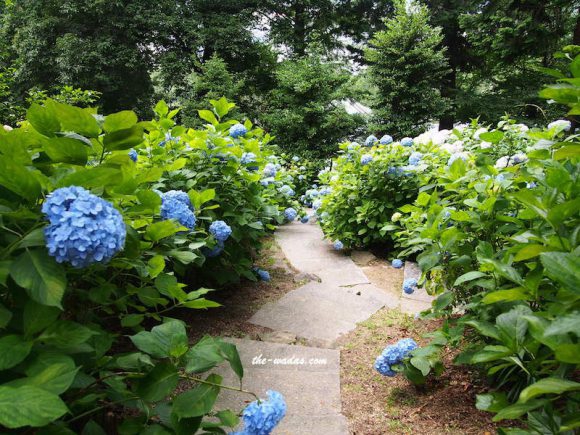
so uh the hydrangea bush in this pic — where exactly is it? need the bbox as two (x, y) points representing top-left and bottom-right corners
(0, 97), (289, 432)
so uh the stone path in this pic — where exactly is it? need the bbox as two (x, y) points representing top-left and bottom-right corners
(214, 219), (433, 433)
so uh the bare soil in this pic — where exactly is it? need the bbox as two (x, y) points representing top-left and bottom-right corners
(337, 309), (500, 435)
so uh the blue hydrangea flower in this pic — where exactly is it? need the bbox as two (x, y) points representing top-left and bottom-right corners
(347, 142), (359, 151)
(232, 390), (286, 435)
(241, 152), (257, 165)
(128, 149), (138, 162)
(387, 166), (404, 177)
(161, 197), (196, 230)
(42, 186), (126, 268)
(230, 123), (248, 138)
(298, 175), (305, 181)
(279, 185), (295, 197)
(253, 268), (271, 282)
(361, 154), (373, 165)
(159, 132), (179, 147)
(380, 135), (393, 145)
(203, 241), (224, 258)
(333, 240), (344, 250)
(496, 174), (505, 182)
(365, 135), (378, 147)
(408, 152), (423, 166)
(403, 278), (417, 294)
(526, 181), (537, 189)
(300, 215), (309, 224)
(263, 163), (277, 178)
(392, 259), (403, 269)
(443, 210), (451, 220)
(374, 338), (418, 377)
(400, 137), (414, 147)
(162, 190), (192, 209)
(209, 220), (232, 242)
(284, 208), (297, 221)
(292, 155), (300, 162)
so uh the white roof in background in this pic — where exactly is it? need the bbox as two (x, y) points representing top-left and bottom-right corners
(342, 99), (372, 115)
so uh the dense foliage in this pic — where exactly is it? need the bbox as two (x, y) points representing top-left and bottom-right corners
(0, 97), (298, 432)
(316, 51), (580, 432)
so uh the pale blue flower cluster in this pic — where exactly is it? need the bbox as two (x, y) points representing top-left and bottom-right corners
(387, 166), (404, 176)
(400, 137), (414, 147)
(292, 155), (300, 162)
(203, 241), (224, 258)
(279, 185), (295, 197)
(380, 135), (393, 145)
(159, 132), (179, 147)
(232, 390), (286, 435)
(284, 207), (297, 221)
(333, 240), (344, 250)
(241, 152), (257, 165)
(403, 278), (417, 294)
(347, 142), (359, 151)
(209, 220), (232, 242)
(160, 190), (196, 230)
(230, 123), (248, 138)
(263, 163), (277, 178)
(253, 267), (271, 282)
(392, 259), (403, 269)
(361, 154), (373, 165)
(526, 181), (537, 189)
(300, 215), (309, 224)
(408, 152), (423, 166)
(312, 199), (322, 210)
(319, 187), (332, 196)
(374, 338), (418, 377)
(128, 149), (138, 162)
(365, 135), (377, 147)
(42, 186), (126, 268)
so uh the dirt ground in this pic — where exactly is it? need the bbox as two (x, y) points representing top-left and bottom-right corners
(336, 308), (500, 435)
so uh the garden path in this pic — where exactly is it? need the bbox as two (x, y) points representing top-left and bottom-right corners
(214, 218), (431, 434)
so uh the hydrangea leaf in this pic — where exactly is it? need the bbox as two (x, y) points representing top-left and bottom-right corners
(0, 335), (33, 370)
(172, 374), (222, 419)
(0, 386), (68, 428)
(10, 249), (67, 308)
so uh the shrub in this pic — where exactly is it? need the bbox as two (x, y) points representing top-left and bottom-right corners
(0, 97), (289, 432)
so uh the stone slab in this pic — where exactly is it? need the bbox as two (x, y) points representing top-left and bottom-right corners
(350, 250), (377, 266)
(212, 339), (347, 434)
(249, 281), (392, 341)
(400, 298), (433, 315)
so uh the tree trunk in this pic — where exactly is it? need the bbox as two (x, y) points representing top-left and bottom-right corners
(293, 2), (306, 57)
(439, 67), (456, 130)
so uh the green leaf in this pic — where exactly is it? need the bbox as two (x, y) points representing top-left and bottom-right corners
(479, 258), (524, 286)
(0, 303), (12, 329)
(479, 131), (504, 144)
(0, 335), (33, 370)
(470, 345), (513, 363)
(147, 255), (165, 278)
(121, 314), (145, 328)
(103, 111), (138, 132)
(0, 157), (42, 200)
(519, 378), (580, 403)
(27, 103), (60, 137)
(0, 386), (68, 428)
(45, 100), (100, 137)
(554, 144), (580, 160)
(482, 289), (529, 304)
(58, 167), (122, 189)
(496, 305), (532, 351)
(493, 399), (546, 421)
(218, 341), (244, 380)
(6, 355), (78, 395)
(210, 97), (235, 118)
(155, 274), (187, 301)
(38, 321), (98, 349)
(410, 357), (430, 376)
(454, 271), (486, 286)
(154, 101), (169, 117)
(198, 110), (218, 125)
(555, 344), (580, 363)
(146, 221), (183, 242)
(43, 137), (88, 165)
(185, 336), (226, 373)
(547, 198), (580, 226)
(216, 410), (239, 428)
(23, 300), (61, 337)
(130, 320), (188, 359)
(465, 320), (500, 340)
(103, 126), (144, 151)
(514, 244), (552, 262)
(136, 362), (179, 402)
(10, 250), (67, 308)
(172, 374), (222, 419)
(475, 392), (509, 412)
(540, 252), (580, 293)
(544, 312), (580, 337)
(512, 190), (547, 219)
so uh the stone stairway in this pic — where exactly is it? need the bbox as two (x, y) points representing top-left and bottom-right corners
(214, 219), (432, 434)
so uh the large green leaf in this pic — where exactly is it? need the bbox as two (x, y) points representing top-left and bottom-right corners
(10, 250), (67, 308)
(519, 378), (580, 403)
(38, 321), (98, 349)
(130, 320), (188, 359)
(146, 221), (183, 242)
(0, 386), (68, 428)
(45, 100), (100, 137)
(218, 341), (244, 380)
(492, 399), (546, 421)
(5, 354), (78, 395)
(23, 300), (61, 337)
(43, 137), (88, 165)
(136, 362), (179, 402)
(0, 335), (33, 370)
(172, 374), (222, 419)
(496, 305), (532, 351)
(0, 157), (42, 200)
(454, 271), (487, 286)
(57, 167), (123, 189)
(27, 103), (61, 137)
(103, 126), (144, 151)
(185, 336), (226, 373)
(540, 252), (580, 293)
(103, 111), (138, 132)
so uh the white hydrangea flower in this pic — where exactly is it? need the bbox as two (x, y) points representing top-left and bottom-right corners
(547, 119), (571, 132)
(495, 156), (510, 169)
(512, 153), (528, 164)
(474, 127), (487, 139)
(3, 125), (12, 131)
(480, 141), (492, 149)
(440, 141), (464, 155)
(513, 124), (529, 133)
